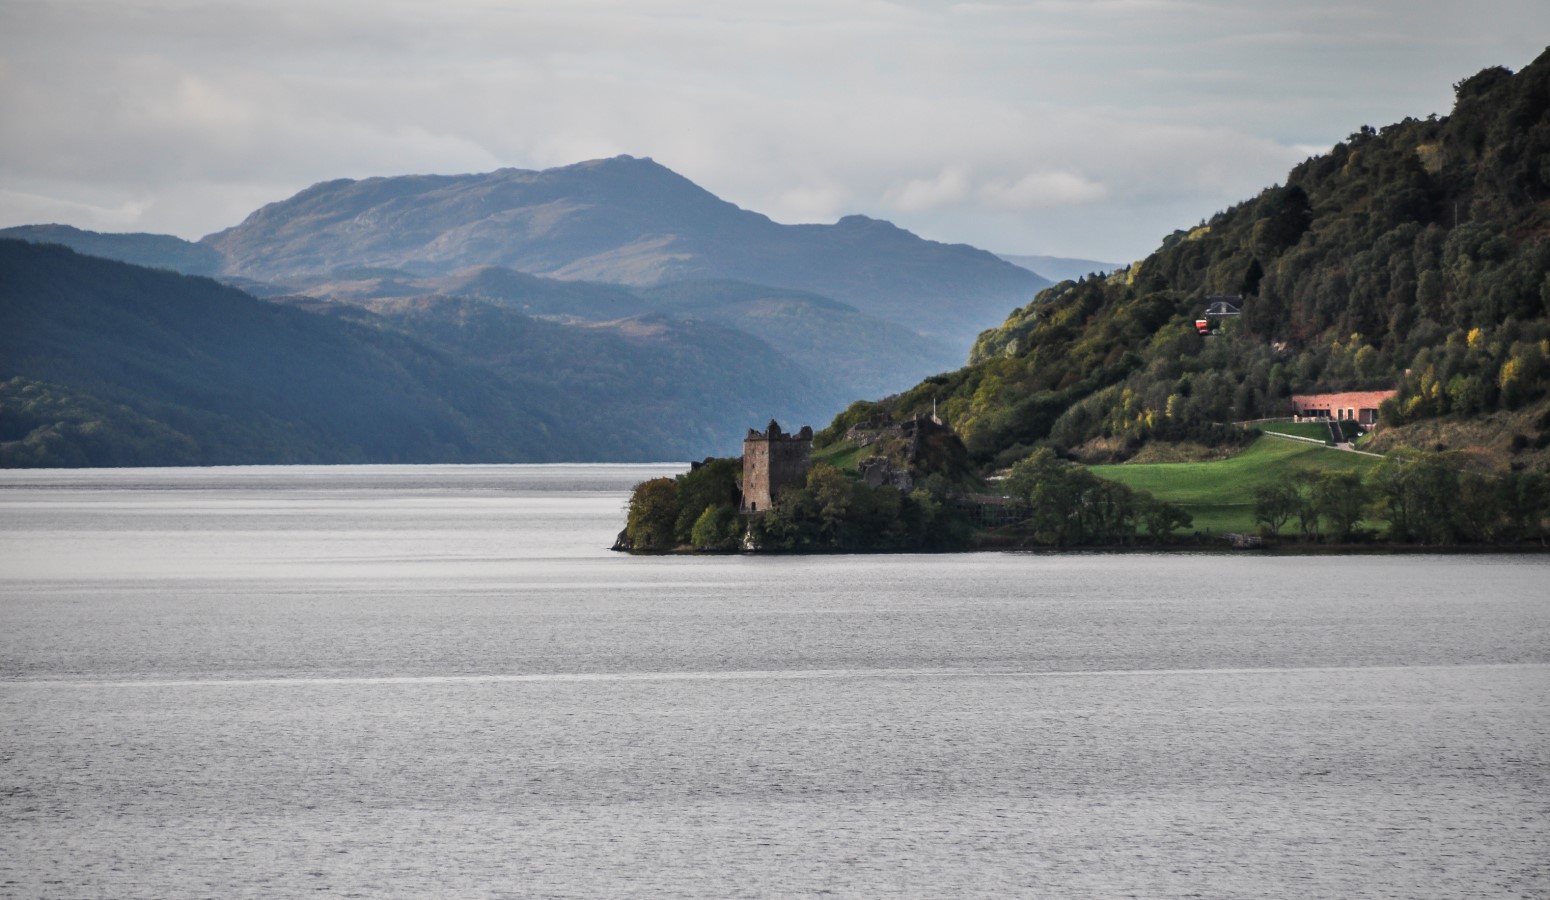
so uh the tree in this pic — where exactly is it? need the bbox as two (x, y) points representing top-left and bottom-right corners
(625, 477), (680, 550)
(672, 457), (741, 544)
(806, 464), (855, 547)
(1139, 491), (1193, 541)
(1005, 449), (1080, 545)
(1253, 482), (1301, 536)
(1311, 471), (1367, 542)
(1294, 473), (1322, 540)
(690, 503), (742, 551)
(1005, 449), (1159, 546)
(1371, 450), (1461, 544)
(1498, 470), (1550, 544)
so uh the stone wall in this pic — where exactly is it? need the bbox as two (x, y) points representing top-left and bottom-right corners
(741, 420), (812, 513)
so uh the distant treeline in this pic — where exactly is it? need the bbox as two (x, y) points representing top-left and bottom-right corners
(620, 446), (1197, 553)
(622, 445), (1548, 552)
(621, 459), (974, 553)
(1253, 449), (1550, 545)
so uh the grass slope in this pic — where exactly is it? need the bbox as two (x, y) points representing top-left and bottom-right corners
(1256, 421), (1335, 443)
(812, 440), (866, 471)
(1090, 436), (1380, 533)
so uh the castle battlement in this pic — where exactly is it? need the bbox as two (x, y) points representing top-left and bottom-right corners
(745, 420), (814, 443)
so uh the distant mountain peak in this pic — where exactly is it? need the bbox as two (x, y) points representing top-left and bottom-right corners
(568, 154), (656, 169)
(833, 214), (902, 232)
(194, 157), (1048, 348)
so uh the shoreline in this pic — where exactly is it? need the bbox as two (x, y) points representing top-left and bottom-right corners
(615, 541), (1550, 557)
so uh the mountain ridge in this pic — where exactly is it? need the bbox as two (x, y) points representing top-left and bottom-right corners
(0, 239), (846, 466)
(0, 224), (225, 276)
(198, 155), (1049, 348)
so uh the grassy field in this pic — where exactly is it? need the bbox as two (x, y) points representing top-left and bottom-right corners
(1090, 436), (1382, 533)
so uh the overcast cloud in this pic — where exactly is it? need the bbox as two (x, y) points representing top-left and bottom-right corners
(1, 0), (1545, 261)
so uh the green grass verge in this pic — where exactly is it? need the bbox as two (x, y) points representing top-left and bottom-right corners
(1256, 420), (1334, 443)
(1090, 436), (1383, 533)
(812, 440), (866, 471)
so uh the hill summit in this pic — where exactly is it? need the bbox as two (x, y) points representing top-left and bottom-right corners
(200, 155), (1047, 347)
(837, 48), (1550, 473)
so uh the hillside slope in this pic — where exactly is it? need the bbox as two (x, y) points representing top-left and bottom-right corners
(0, 224), (224, 276)
(0, 240), (841, 466)
(280, 294), (849, 457)
(0, 240), (590, 465)
(261, 266), (955, 401)
(841, 49), (1550, 472)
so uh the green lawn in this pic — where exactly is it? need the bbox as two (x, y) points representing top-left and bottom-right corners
(812, 440), (866, 471)
(1256, 420), (1334, 443)
(1090, 436), (1382, 533)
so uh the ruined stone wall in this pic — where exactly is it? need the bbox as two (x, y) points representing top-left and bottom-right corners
(741, 420), (812, 513)
(742, 437), (773, 512)
(766, 436), (811, 503)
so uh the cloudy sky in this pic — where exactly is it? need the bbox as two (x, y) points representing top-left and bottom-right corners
(1, 1), (1545, 262)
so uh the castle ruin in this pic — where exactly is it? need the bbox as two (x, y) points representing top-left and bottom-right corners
(741, 419), (812, 513)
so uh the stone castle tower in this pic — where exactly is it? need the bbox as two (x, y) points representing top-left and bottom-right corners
(741, 419), (812, 513)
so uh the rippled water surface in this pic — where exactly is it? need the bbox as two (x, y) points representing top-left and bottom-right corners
(2, 465), (1547, 898)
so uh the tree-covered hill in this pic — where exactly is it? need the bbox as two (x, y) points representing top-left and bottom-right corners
(0, 240), (841, 466)
(282, 293), (849, 459)
(0, 240), (597, 466)
(842, 49), (1550, 473)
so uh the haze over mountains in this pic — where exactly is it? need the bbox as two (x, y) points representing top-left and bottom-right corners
(996, 254), (1121, 284)
(198, 155), (1048, 347)
(1, 157), (1086, 466)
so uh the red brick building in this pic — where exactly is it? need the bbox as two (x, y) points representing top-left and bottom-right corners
(1290, 390), (1397, 426)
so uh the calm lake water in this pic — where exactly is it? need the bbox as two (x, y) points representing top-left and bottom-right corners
(2, 464), (1547, 898)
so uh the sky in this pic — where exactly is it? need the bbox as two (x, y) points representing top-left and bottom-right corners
(1, 1), (1546, 263)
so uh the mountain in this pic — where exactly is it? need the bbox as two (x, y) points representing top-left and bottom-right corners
(200, 156), (1048, 349)
(4, 159), (1037, 463)
(832, 49), (1550, 472)
(270, 265), (651, 320)
(258, 265), (957, 399)
(278, 294), (847, 455)
(0, 240), (841, 466)
(0, 239), (580, 465)
(0, 224), (223, 276)
(636, 280), (962, 398)
(997, 254), (1122, 284)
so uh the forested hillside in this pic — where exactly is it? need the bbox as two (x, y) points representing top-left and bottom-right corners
(0, 241), (592, 465)
(0, 241), (838, 466)
(271, 269), (959, 399)
(835, 50), (1550, 472)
